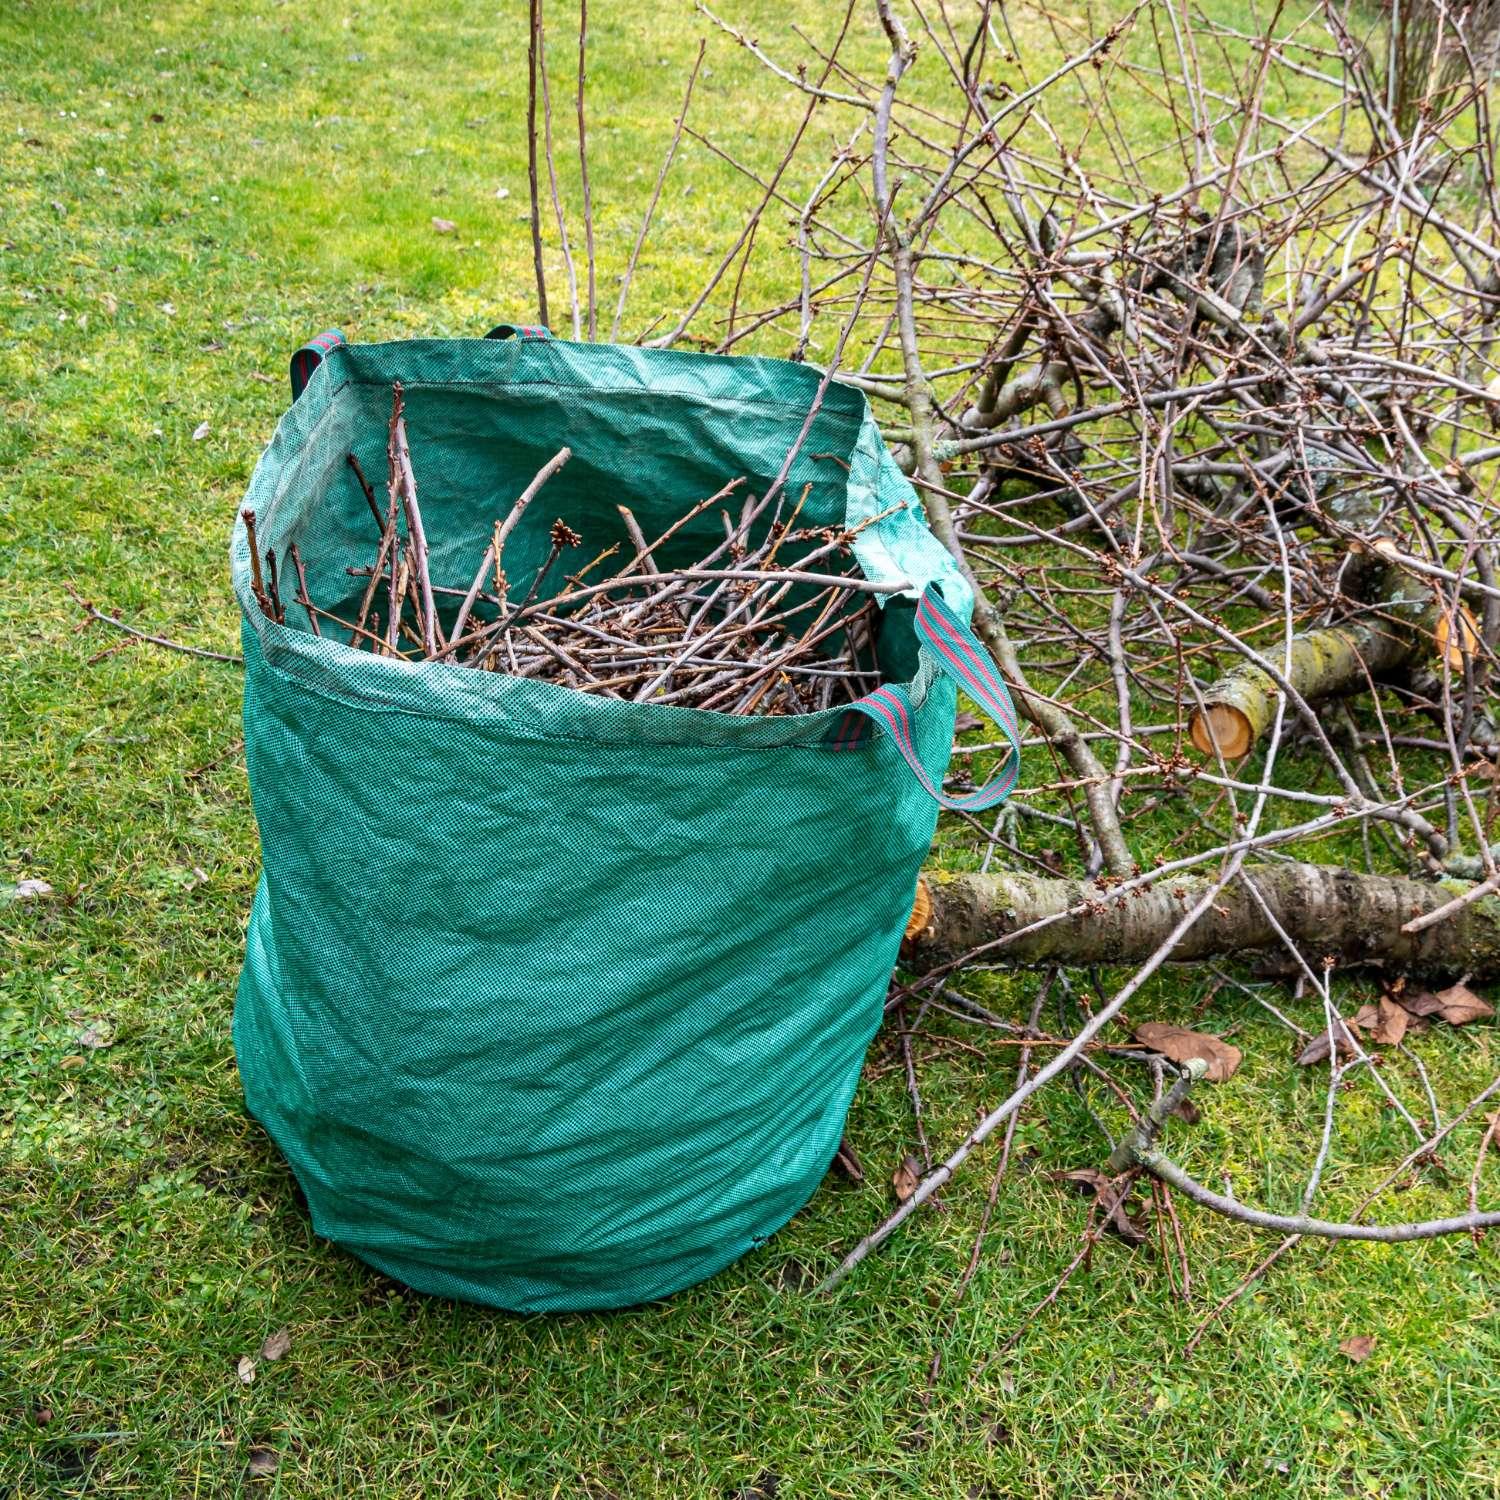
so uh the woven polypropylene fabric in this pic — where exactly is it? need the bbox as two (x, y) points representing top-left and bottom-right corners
(230, 335), (969, 1311)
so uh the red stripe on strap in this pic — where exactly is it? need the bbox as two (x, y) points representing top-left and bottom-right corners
(918, 592), (1021, 739)
(865, 690), (944, 799)
(917, 592), (1013, 716)
(917, 619), (1019, 738)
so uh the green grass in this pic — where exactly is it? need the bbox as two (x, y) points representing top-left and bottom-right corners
(2, 1), (1498, 1495)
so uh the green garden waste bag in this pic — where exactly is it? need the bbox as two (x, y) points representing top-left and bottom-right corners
(231, 326), (1020, 1311)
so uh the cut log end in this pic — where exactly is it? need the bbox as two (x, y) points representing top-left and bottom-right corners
(1435, 603), (1480, 673)
(1189, 702), (1253, 760)
(905, 876), (933, 942)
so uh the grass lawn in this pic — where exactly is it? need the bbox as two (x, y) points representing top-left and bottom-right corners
(2, 0), (1498, 1495)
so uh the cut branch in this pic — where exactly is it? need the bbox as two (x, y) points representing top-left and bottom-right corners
(1190, 554), (1479, 759)
(906, 864), (1500, 980)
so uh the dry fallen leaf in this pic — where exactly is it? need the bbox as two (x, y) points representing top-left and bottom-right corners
(192, 420), (211, 441)
(1, 878), (52, 904)
(1432, 983), (1494, 1026)
(1134, 1022), (1242, 1082)
(1055, 1168), (1149, 1244)
(1295, 1016), (1360, 1067)
(730, 1469), (782, 1500)
(1398, 988), (1447, 1018)
(1353, 996), (1408, 1047)
(1339, 1334), (1376, 1364)
(246, 1447), (279, 1480)
(1376, 994), (1410, 1044)
(953, 710), (984, 735)
(1169, 1094), (1202, 1125)
(832, 1136), (864, 1185)
(891, 1154), (922, 1203)
(259, 1327), (291, 1363)
(431, 217), (457, 234)
(236, 1355), (256, 1385)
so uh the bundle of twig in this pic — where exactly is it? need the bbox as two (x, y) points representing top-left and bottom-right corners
(243, 383), (892, 715)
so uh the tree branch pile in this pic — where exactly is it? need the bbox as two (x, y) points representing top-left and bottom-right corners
(664, 0), (1500, 1292)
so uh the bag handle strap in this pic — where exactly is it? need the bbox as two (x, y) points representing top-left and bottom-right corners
(289, 329), (347, 401)
(833, 585), (1021, 811)
(484, 323), (554, 341)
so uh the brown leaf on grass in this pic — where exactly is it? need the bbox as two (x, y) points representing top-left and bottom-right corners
(246, 1447), (279, 1480)
(431, 217), (457, 234)
(1134, 1022), (1242, 1082)
(1399, 983), (1493, 1025)
(1376, 995), (1410, 1044)
(730, 1470), (781, 1500)
(892, 1155), (922, 1203)
(258, 1327), (291, 1363)
(1, 878), (52, 904)
(1054, 1168), (1149, 1245)
(1338, 1334), (1376, 1364)
(1169, 1095), (1202, 1125)
(1295, 1016), (1361, 1067)
(1352, 996), (1408, 1047)
(832, 1136), (864, 1185)
(1398, 988), (1447, 1018)
(1432, 983), (1494, 1026)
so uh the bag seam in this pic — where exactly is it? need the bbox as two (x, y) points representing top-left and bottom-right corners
(255, 646), (904, 755)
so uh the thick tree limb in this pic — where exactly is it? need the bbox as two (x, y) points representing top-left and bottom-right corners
(1190, 542), (1478, 760)
(907, 863), (1500, 979)
(1190, 615), (1429, 759)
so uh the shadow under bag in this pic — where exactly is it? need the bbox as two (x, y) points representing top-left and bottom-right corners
(231, 327), (1020, 1311)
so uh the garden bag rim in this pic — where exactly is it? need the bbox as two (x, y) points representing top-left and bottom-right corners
(228, 331), (985, 753)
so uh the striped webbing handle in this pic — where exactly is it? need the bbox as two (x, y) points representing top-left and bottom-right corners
(484, 324), (554, 341)
(833, 585), (1021, 811)
(289, 330), (347, 401)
